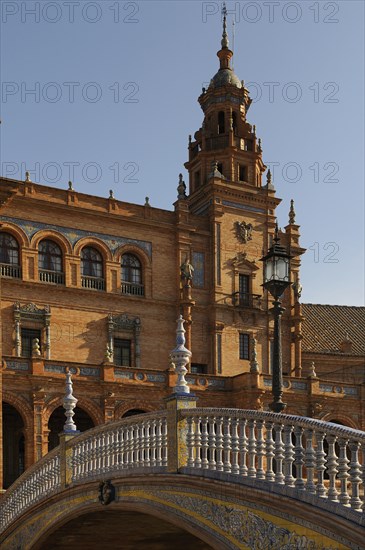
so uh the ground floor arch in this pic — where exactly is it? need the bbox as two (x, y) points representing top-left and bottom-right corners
(2, 402), (25, 489)
(48, 406), (94, 451)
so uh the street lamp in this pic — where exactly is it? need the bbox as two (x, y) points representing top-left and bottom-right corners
(261, 223), (292, 413)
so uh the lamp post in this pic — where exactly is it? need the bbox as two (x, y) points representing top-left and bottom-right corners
(261, 224), (292, 413)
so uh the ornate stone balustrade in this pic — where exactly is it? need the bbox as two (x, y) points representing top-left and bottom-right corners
(1, 408), (364, 536)
(181, 408), (365, 524)
(0, 412), (167, 531)
(0, 449), (60, 532)
(71, 411), (168, 482)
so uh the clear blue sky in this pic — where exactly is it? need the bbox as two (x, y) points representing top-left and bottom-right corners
(1, 0), (364, 305)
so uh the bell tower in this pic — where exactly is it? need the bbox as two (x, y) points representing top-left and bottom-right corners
(185, 9), (266, 211)
(181, 10), (305, 379)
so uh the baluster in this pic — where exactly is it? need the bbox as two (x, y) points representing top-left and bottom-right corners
(256, 420), (265, 480)
(231, 418), (239, 475)
(315, 431), (327, 497)
(283, 425), (295, 487)
(187, 416), (195, 468)
(326, 434), (338, 502)
(130, 425), (136, 466)
(349, 440), (362, 510)
(274, 423), (285, 485)
(338, 438), (350, 506)
(162, 419), (168, 467)
(238, 418), (248, 476)
(201, 416), (209, 469)
(304, 429), (316, 494)
(265, 422), (275, 482)
(145, 420), (151, 467)
(294, 426), (305, 490)
(123, 426), (129, 468)
(247, 419), (257, 478)
(151, 420), (157, 467)
(208, 416), (217, 470)
(156, 420), (162, 466)
(195, 416), (202, 468)
(216, 417), (224, 471)
(134, 424), (139, 466)
(223, 416), (232, 473)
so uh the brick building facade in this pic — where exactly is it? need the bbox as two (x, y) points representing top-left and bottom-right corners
(1, 20), (364, 490)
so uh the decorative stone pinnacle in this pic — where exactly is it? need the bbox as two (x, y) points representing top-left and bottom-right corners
(177, 173), (187, 200)
(109, 189), (115, 199)
(250, 337), (260, 374)
(63, 370), (78, 432)
(267, 169), (272, 185)
(144, 196), (150, 206)
(25, 171), (31, 182)
(308, 361), (317, 378)
(289, 199), (296, 225)
(32, 338), (41, 357)
(170, 315), (192, 394)
(258, 138), (262, 152)
(68, 180), (74, 191)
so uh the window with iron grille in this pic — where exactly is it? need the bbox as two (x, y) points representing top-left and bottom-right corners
(121, 254), (142, 284)
(38, 240), (62, 272)
(191, 363), (207, 374)
(239, 333), (250, 360)
(239, 274), (250, 306)
(81, 247), (103, 278)
(21, 328), (41, 358)
(114, 339), (131, 367)
(0, 232), (19, 265)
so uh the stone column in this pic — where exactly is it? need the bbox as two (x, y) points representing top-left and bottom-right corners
(32, 391), (46, 462)
(15, 318), (21, 357)
(45, 308), (51, 360)
(134, 318), (141, 368)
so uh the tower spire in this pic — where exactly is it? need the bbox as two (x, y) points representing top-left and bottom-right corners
(217, 3), (233, 70)
(221, 2), (229, 49)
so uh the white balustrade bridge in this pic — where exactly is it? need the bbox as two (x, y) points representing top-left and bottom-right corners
(0, 407), (364, 549)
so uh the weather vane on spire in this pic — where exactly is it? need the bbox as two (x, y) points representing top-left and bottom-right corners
(221, 2), (229, 49)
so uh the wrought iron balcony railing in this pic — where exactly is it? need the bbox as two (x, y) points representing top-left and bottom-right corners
(121, 281), (145, 296)
(232, 292), (262, 309)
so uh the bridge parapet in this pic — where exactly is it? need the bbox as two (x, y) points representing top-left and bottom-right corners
(180, 408), (365, 525)
(1, 407), (364, 541)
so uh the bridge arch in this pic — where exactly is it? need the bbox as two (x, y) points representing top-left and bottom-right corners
(32, 490), (219, 550)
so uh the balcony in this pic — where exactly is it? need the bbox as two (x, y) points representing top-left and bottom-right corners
(121, 282), (145, 297)
(81, 276), (105, 291)
(206, 136), (229, 151)
(232, 292), (262, 309)
(39, 269), (65, 285)
(0, 263), (21, 279)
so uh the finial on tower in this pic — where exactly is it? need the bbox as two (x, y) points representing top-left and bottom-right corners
(289, 199), (296, 225)
(63, 370), (78, 433)
(221, 2), (229, 49)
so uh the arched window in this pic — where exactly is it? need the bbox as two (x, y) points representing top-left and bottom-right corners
(81, 246), (104, 290)
(121, 254), (144, 296)
(218, 111), (225, 134)
(38, 239), (64, 284)
(0, 232), (21, 278)
(38, 240), (62, 272)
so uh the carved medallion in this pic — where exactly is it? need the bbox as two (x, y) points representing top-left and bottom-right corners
(235, 221), (253, 244)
